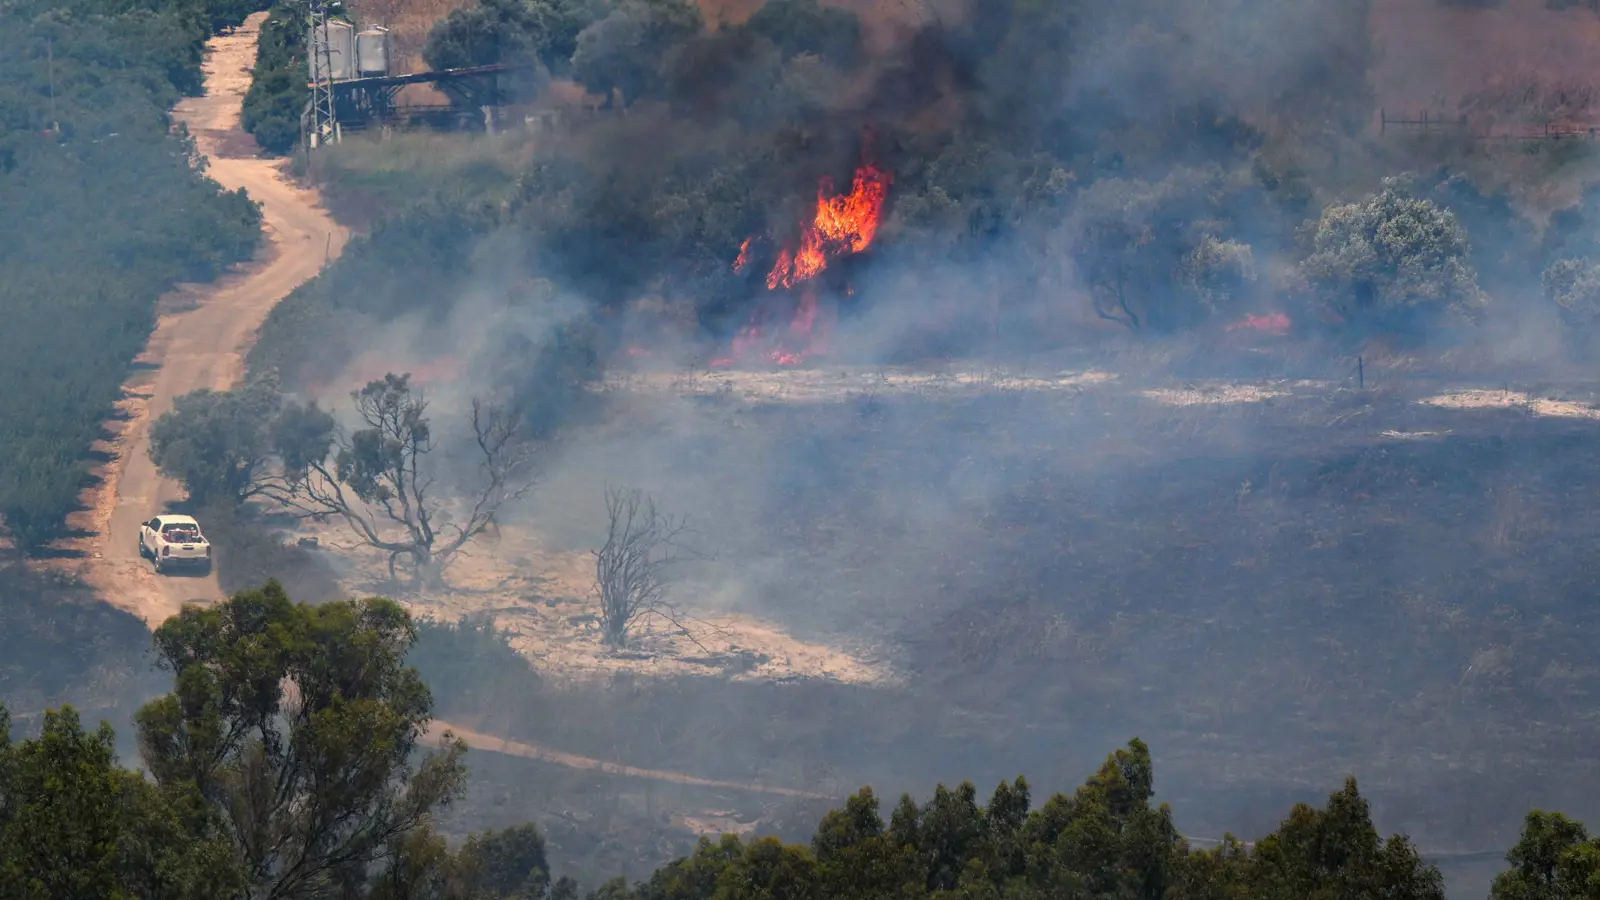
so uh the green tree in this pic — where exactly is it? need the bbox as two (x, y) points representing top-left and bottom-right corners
(0, 705), (242, 899)
(1058, 167), (1258, 333)
(149, 376), (285, 506)
(1236, 777), (1444, 900)
(1298, 178), (1485, 337)
(1491, 811), (1600, 900)
(570, 0), (702, 107)
(745, 0), (862, 68)
(240, 2), (311, 156)
(133, 580), (470, 898)
(457, 824), (552, 898)
(368, 821), (553, 900)
(424, 0), (604, 74)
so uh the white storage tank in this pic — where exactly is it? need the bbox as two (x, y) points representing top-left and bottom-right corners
(309, 19), (355, 83)
(356, 26), (389, 77)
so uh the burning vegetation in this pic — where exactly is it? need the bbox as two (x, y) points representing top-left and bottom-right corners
(714, 147), (893, 368)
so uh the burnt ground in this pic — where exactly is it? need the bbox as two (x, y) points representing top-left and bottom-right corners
(414, 360), (1600, 897)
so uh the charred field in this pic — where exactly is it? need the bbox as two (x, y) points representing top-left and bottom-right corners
(398, 347), (1600, 874)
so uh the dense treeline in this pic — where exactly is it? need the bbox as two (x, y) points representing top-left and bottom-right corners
(0, 579), (1594, 899)
(0, 0), (265, 553)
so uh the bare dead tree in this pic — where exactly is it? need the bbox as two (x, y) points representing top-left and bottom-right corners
(263, 374), (538, 587)
(593, 487), (701, 647)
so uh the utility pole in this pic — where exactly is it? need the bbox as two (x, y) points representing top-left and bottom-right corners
(46, 36), (58, 133)
(306, 0), (340, 151)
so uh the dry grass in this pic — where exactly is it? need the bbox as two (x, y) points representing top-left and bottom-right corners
(279, 514), (894, 686)
(1371, 0), (1600, 116)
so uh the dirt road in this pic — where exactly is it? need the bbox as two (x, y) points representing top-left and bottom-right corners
(85, 13), (348, 627)
(431, 722), (831, 799)
(74, 17), (828, 804)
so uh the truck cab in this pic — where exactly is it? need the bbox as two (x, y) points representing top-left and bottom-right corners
(138, 514), (212, 575)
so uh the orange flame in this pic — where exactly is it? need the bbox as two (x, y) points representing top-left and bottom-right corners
(1224, 312), (1291, 336)
(714, 155), (891, 368)
(767, 164), (892, 291)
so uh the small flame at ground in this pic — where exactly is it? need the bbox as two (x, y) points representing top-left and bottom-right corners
(1224, 312), (1291, 336)
(713, 151), (892, 368)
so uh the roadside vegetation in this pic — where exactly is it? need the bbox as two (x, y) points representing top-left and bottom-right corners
(0, 0), (266, 554)
(241, 0), (311, 154)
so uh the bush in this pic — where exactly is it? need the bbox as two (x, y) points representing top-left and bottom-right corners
(240, 2), (309, 156)
(1543, 257), (1600, 358)
(409, 615), (544, 717)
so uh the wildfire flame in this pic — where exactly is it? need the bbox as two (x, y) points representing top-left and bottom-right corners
(766, 165), (892, 292)
(1224, 312), (1291, 336)
(713, 153), (892, 368)
(733, 237), (753, 274)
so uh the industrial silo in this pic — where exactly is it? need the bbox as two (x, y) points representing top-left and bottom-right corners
(356, 26), (390, 77)
(309, 19), (355, 83)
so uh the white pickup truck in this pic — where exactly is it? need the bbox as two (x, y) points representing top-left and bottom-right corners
(138, 514), (212, 575)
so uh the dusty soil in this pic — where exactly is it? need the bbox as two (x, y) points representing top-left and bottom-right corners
(65, 13), (350, 627)
(295, 516), (895, 686)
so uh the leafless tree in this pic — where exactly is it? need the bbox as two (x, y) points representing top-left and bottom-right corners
(264, 374), (538, 587)
(593, 487), (700, 647)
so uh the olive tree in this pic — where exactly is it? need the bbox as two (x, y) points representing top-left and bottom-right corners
(1298, 178), (1485, 336)
(423, 0), (605, 75)
(1059, 167), (1258, 333)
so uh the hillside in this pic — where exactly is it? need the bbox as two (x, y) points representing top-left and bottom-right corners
(1372, 0), (1600, 121)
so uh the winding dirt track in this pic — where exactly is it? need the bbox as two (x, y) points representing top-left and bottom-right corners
(83, 15), (818, 802)
(85, 13), (347, 627)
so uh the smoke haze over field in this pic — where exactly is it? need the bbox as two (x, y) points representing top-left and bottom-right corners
(237, 0), (1600, 893)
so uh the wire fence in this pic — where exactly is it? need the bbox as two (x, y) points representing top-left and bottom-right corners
(1380, 107), (1600, 141)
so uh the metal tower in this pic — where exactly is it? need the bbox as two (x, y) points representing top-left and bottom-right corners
(306, 0), (340, 150)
